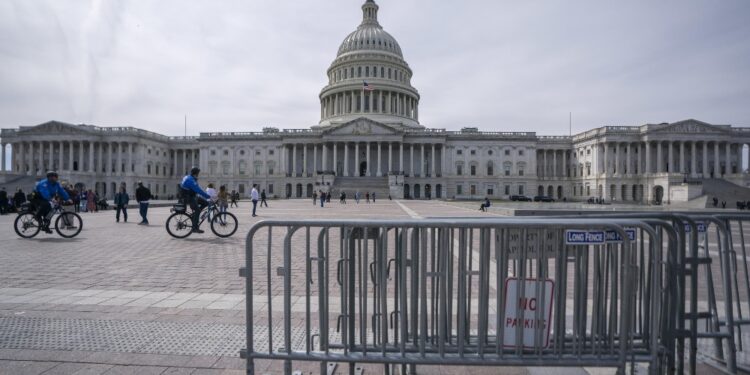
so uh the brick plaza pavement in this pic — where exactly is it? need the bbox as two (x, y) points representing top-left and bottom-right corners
(0, 199), (733, 374)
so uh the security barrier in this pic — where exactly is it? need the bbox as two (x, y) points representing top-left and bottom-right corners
(240, 218), (670, 374)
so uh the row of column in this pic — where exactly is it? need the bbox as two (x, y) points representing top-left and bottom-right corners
(171, 149), (199, 177)
(601, 140), (746, 177)
(286, 142), (443, 178)
(6, 141), (136, 177)
(538, 149), (571, 178)
(321, 90), (418, 120)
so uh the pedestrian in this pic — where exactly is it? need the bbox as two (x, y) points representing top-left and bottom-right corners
(251, 184), (259, 217)
(206, 183), (218, 203)
(372, 192), (376, 203)
(14, 188), (26, 210)
(0, 187), (7, 215)
(261, 189), (269, 207)
(71, 189), (80, 213)
(114, 186), (129, 222)
(355, 191), (360, 204)
(326, 192), (331, 203)
(366, 192), (370, 203)
(479, 197), (491, 212)
(320, 191), (325, 208)
(79, 190), (87, 212)
(230, 190), (239, 208)
(722, 201), (727, 209)
(388, 194), (392, 200)
(86, 189), (96, 213)
(218, 185), (229, 213)
(135, 181), (152, 225)
(313, 191), (318, 205)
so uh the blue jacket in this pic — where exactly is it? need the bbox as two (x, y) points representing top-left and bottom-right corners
(35, 178), (70, 201)
(180, 175), (210, 199)
(114, 192), (129, 206)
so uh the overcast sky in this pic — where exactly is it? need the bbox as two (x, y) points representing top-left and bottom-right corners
(1, 0), (749, 138)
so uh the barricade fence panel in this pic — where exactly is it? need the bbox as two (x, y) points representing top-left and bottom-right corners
(241, 218), (669, 375)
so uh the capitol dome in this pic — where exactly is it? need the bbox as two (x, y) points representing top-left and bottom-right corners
(316, 0), (422, 129)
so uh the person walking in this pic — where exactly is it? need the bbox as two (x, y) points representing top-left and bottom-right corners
(372, 192), (376, 203)
(260, 189), (269, 207)
(114, 186), (129, 222)
(250, 184), (259, 217)
(218, 185), (229, 213)
(86, 189), (96, 213)
(135, 182), (152, 225)
(366, 192), (370, 203)
(313, 191), (318, 206)
(355, 191), (360, 204)
(230, 190), (238, 208)
(320, 191), (325, 208)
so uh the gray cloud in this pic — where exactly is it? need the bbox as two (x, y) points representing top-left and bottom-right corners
(0, 0), (749, 143)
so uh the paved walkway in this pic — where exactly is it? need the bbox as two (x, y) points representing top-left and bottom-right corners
(0, 200), (732, 374)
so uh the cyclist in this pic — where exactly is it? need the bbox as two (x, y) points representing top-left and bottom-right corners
(180, 167), (211, 234)
(34, 171), (73, 233)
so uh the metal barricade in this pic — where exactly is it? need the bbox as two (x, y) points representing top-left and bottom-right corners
(240, 218), (668, 374)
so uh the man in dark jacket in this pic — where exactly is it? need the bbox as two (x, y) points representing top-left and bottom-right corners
(114, 186), (129, 223)
(14, 187), (26, 209)
(135, 181), (152, 225)
(0, 187), (8, 215)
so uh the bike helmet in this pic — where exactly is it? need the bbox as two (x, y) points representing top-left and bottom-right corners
(190, 167), (201, 176)
(46, 171), (58, 178)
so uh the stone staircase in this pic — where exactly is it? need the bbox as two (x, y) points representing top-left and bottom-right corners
(330, 176), (391, 199)
(697, 178), (750, 207)
(0, 173), (39, 192)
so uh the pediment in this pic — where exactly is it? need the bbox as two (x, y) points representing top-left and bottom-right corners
(323, 118), (403, 136)
(650, 119), (729, 135)
(17, 121), (91, 136)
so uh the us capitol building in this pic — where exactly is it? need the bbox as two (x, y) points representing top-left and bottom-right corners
(2, 0), (750, 204)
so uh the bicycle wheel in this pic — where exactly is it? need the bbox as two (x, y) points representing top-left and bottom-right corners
(55, 212), (83, 238)
(210, 211), (238, 238)
(14, 212), (40, 238)
(166, 212), (193, 239)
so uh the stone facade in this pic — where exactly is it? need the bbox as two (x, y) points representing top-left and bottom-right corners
(2, 0), (750, 203)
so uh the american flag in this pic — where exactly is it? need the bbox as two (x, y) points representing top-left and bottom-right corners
(363, 81), (375, 91)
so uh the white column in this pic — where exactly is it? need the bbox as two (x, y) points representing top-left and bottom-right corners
(107, 142), (113, 175)
(355, 143), (359, 177)
(366, 142), (371, 176)
(1, 143), (5, 172)
(421, 144), (426, 177)
(322, 143), (328, 171)
(399, 143), (404, 173)
(668, 142), (673, 173)
(344, 143), (349, 177)
(333, 142), (338, 175)
(313, 144), (318, 175)
(656, 141), (662, 173)
(17, 142), (24, 173)
(553, 150), (558, 177)
(128, 143), (134, 176)
(88, 142), (94, 173)
(562, 149), (567, 177)
(603, 143), (609, 175)
(714, 142), (720, 177)
(47, 142), (53, 172)
(691, 141), (697, 177)
(292, 144), (297, 176)
(702, 142), (708, 178)
(302, 144), (307, 176)
(409, 144), (414, 176)
(377, 142), (382, 176)
(614, 144), (620, 175)
(78, 142), (84, 175)
(67, 142), (73, 174)
(725, 142), (731, 175)
(679, 141), (686, 174)
(56, 142), (63, 172)
(388, 143), (393, 174)
(645, 142), (651, 174)
(431, 143), (436, 177)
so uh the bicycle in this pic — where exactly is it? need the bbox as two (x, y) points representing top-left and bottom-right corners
(14, 201), (83, 239)
(165, 200), (238, 239)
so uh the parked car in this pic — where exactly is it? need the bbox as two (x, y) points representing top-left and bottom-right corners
(533, 196), (555, 202)
(510, 195), (533, 202)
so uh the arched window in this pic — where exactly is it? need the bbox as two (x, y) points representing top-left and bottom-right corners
(388, 68), (392, 79)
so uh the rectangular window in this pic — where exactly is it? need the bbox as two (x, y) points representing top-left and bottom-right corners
(487, 187), (494, 196)
(470, 150), (476, 155)
(505, 185), (510, 195)
(505, 150), (510, 156)
(519, 169), (524, 176)
(519, 185), (524, 195)
(456, 165), (463, 176)
(456, 150), (463, 155)
(268, 184), (274, 194)
(519, 150), (524, 156)
(470, 185), (476, 195)
(268, 167), (274, 175)
(470, 165), (476, 176)
(504, 169), (510, 176)
(456, 184), (463, 195)
(269, 150), (274, 155)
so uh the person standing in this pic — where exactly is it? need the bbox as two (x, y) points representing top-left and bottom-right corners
(260, 189), (268, 207)
(372, 192), (376, 203)
(218, 185), (229, 213)
(135, 181), (152, 225)
(366, 192), (370, 203)
(14, 188), (26, 210)
(250, 184), (259, 217)
(355, 191), (360, 204)
(114, 186), (129, 222)
(86, 189), (96, 213)
(313, 191), (318, 206)
(0, 187), (7, 215)
(320, 191), (325, 208)
(230, 190), (238, 208)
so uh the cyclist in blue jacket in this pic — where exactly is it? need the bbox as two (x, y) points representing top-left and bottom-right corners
(34, 171), (72, 233)
(180, 167), (210, 234)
